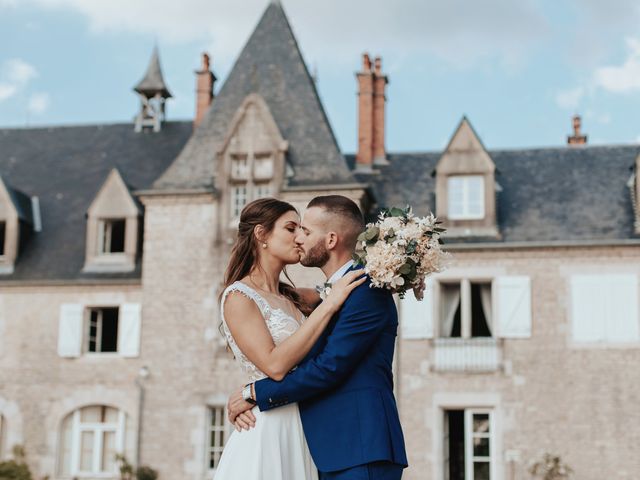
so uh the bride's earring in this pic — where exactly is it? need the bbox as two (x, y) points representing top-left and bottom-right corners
(262, 243), (267, 249)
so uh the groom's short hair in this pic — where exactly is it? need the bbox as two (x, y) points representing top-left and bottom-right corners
(307, 195), (365, 250)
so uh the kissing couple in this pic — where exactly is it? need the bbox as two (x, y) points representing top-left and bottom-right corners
(214, 195), (407, 480)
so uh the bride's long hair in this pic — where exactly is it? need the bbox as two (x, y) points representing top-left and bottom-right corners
(220, 197), (307, 314)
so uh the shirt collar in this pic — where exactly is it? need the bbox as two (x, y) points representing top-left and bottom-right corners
(327, 259), (355, 284)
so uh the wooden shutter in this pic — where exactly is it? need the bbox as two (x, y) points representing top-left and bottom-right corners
(401, 277), (434, 339)
(605, 274), (639, 342)
(118, 303), (141, 357)
(58, 303), (84, 357)
(493, 276), (531, 338)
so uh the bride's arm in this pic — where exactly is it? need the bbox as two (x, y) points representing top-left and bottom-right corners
(224, 271), (365, 381)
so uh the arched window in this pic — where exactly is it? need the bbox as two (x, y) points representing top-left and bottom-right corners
(58, 405), (126, 477)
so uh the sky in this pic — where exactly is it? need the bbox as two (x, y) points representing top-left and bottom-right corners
(2, 0), (640, 153)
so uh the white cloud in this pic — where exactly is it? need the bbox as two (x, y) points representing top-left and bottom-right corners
(26, 0), (550, 71)
(555, 86), (585, 110)
(0, 59), (38, 103)
(27, 92), (50, 114)
(593, 37), (640, 93)
(0, 84), (17, 101)
(5, 58), (38, 85)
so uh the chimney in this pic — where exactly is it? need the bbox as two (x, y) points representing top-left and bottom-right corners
(372, 56), (389, 165)
(194, 53), (216, 128)
(567, 114), (587, 146)
(356, 53), (374, 172)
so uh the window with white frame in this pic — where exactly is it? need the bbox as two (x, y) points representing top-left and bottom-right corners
(447, 175), (485, 220)
(571, 274), (640, 343)
(87, 307), (119, 353)
(58, 405), (126, 477)
(98, 219), (126, 254)
(443, 409), (494, 480)
(207, 406), (229, 470)
(230, 185), (248, 219)
(439, 280), (492, 338)
(230, 154), (249, 180)
(228, 153), (275, 221)
(253, 153), (274, 180)
(58, 303), (141, 358)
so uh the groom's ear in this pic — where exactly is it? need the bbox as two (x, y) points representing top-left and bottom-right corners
(325, 231), (339, 250)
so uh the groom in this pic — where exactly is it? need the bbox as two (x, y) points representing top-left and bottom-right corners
(228, 195), (407, 479)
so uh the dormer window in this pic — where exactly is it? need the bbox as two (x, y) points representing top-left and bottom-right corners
(217, 94), (289, 228)
(434, 117), (500, 239)
(99, 218), (126, 254)
(447, 175), (485, 220)
(83, 169), (141, 273)
(0, 177), (36, 274)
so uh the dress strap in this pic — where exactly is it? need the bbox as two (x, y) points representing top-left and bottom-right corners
(221, 281), (271, 322)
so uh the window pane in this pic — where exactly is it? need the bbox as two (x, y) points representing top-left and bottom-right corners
(81, 406), (101, 423)
(80, 431), (94, 471)
(473, 414), (490, 434)
(231, 186), (248, 218)
(231, 154), (249, 179)
(100, 308), (119, 353)
(103, 407), (118, 424)
(473, 437), (490, 457)
(473, 461), (490, 480)
(254, 154), (274, 179)
(108, 220), (126, 253)
(102, 431), (117, 472)
(89, 310), (99, 352)
(0, 221), (5, 255)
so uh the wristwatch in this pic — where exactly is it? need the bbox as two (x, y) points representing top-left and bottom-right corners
(242, 383), (257, 405)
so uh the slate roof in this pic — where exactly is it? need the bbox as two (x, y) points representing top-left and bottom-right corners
(0, 122), (192, 282)
(348, 144), (640, 244)
(153, 1), (355, 190)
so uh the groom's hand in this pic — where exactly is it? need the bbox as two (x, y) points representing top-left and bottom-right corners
(227, 386), (256, 430)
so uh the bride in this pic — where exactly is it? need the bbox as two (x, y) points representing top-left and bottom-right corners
(214, 197), (365, 479)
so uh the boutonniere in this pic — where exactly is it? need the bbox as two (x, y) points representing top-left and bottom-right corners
(315, 281), (332, 300)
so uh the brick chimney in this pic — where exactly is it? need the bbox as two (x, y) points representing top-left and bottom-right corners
(356, 53), (388, 172)
(194, 53), (216, 128)
(567, 114), (587, 146)
(372, 56), (389, 165)
(356, 53), (374, 172)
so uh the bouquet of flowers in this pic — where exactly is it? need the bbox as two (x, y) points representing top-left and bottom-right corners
(353, 206), (451, 300)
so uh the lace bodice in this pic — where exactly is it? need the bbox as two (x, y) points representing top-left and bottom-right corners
(220, 281), (305, 382)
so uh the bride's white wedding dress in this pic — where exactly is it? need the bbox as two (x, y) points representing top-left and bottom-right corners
(214, 281), (318, 480)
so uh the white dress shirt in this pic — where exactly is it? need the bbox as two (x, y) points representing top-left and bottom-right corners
(327, 259), (355, 284)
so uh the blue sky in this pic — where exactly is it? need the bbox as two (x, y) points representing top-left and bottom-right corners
(2, 0), (640, 153)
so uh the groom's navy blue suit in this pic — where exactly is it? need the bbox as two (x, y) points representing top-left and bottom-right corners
(254, 266), (408, 479)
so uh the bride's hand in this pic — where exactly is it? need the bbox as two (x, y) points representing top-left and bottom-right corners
(323, 270), (367, 312)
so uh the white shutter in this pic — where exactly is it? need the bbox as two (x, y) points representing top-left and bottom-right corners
(401, 277), (434, 339)
(606, 274), (639, 342)
(58, 303), (84, 357)
(493, 276), (531, 338)
(118, 303), (141, 357)
(571, 275), (606, 342)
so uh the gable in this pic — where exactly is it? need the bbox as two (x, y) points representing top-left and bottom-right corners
(153, 2), (354, 191)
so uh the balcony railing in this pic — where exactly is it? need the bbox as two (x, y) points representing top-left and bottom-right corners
(431, 337), (502, 372)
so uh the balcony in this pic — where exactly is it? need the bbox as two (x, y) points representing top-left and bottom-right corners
(430, 337), (502, 372)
